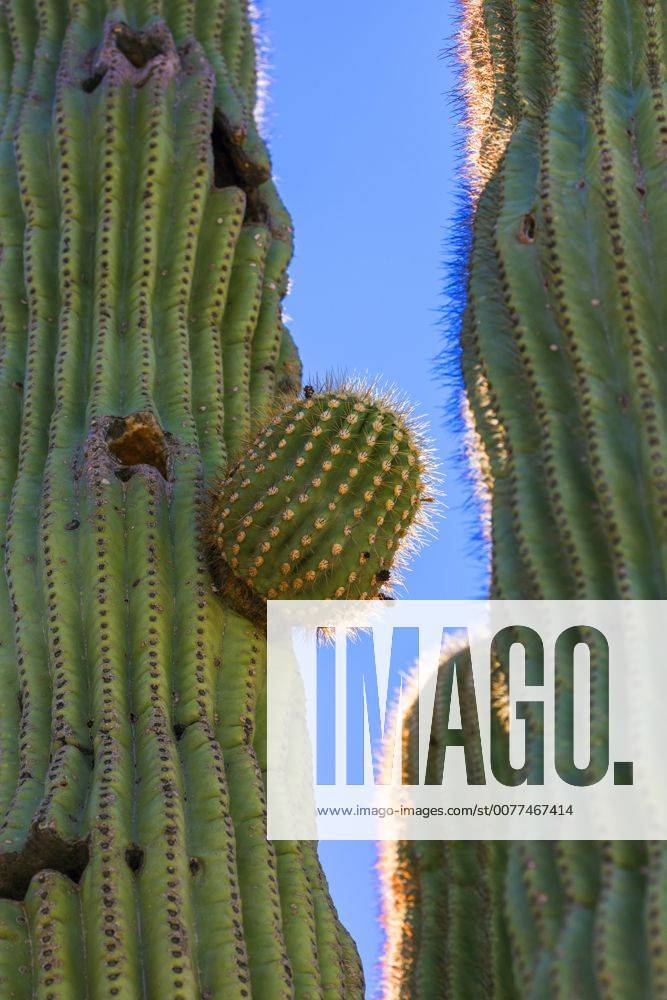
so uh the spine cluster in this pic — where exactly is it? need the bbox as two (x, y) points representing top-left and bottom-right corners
(382, 1), (667, 996)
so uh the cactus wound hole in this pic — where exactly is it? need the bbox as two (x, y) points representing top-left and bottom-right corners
(83, 22), (175, 92)
(211, 113), (266, 223)
(105, 412), (171, 480)
(0, 833), (89, 899)
(518, 212), (536, 244)
(113, 23), (166, 68)
(82, 71), (105, 93)
(125, 845), (145, 874)
(212, 118), (243, 190)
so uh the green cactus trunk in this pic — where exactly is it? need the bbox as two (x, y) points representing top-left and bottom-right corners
(382, 1), (667, 996)
(0, 1), (366, 996)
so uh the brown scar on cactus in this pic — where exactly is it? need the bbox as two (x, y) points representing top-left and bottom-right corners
(105, 412), (173, 482)
(206, 379), (436, 620)
(81, 19), (180, 93)
(74, 413), (176, 486)
(0, 822), (89, 901)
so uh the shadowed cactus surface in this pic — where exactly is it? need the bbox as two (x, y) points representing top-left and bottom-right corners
(0, 0), (378, 995)
(382, 1), (667, 997)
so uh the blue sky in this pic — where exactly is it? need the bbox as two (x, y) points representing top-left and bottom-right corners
(263, 1), (486, 993)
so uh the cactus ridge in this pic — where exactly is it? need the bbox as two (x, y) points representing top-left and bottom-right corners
(382, 0), (667, 996)
(0, 1), (366, 996)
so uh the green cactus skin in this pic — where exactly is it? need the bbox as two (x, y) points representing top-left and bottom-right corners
(0, 0), (367, 995)
(209, 387), (428, 607)
(381, 1), (667, 997)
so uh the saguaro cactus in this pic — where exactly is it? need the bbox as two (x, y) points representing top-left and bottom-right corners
(382, 1), (667, 997)
(0, 0), (436, 995)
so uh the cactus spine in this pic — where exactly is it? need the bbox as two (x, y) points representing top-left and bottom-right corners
(382, 1), (667, 997)
(0, 0), (384, 995)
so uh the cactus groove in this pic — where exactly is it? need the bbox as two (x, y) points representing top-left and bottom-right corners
(0, 0), (371, 995)
(381, 0), (667, 997)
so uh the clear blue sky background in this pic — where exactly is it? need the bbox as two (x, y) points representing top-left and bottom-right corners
(263, 1), (487, 993)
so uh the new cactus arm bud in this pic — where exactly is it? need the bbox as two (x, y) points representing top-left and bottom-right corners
(208, 386), (432, 607)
